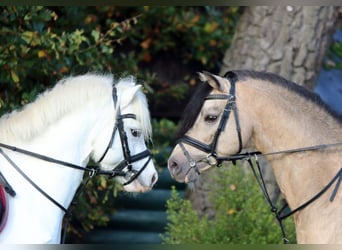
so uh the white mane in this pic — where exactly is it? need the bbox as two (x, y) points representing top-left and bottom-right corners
(0, 74), (152, 143)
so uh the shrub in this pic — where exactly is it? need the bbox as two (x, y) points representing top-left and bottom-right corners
(162, 163), (296, 244)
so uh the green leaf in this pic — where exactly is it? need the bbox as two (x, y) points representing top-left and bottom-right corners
(21, 31), (36, 44)
(10, 70), (19, 82)
(91, 30), (100, 42)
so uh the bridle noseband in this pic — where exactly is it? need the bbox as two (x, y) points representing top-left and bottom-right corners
(178, 71), (242, 171)
(97, 85), (152, 186)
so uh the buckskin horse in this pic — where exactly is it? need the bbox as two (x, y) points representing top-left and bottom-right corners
(168, 70), (342, 243)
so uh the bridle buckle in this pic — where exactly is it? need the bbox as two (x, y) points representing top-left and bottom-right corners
(89, 168), (97, 178)
(125, 170), (137, 180)
(206, 153), (218, 166)
(189, 161), (196, 167)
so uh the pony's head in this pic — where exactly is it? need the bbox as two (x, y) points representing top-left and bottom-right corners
(168, 71), (251, 183)
(93, 76), (157, 192)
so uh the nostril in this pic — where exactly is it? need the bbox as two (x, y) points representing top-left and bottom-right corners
(168, 159), (181, 177)
(151, 173), (158, 186)
(169, 160), (178, 170)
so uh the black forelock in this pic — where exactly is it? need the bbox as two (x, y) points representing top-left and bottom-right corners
(176, 81), (213, 139)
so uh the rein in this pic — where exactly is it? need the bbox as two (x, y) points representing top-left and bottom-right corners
(223, 144), (342, 243)
(0, 83), (152, 243)
(177, 71), (342, 244)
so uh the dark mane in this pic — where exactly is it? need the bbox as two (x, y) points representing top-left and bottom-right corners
(232, 70), (342, 123)
(177, 81), (212, 139)
(177, 70), (341, 139)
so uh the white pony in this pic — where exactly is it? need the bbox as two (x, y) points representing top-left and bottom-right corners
(0, 73), (158, 243)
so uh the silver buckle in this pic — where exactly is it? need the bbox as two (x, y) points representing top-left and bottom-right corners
(206, 153), (218, 166)
(125, 170), (137, 180)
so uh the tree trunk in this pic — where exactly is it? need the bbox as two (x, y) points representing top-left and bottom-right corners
(187, 6), (341, 218)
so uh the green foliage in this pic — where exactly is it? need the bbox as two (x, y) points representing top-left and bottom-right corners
(151, 118), (179, 168)
(68, 175), (122, 236)
(161, 186), (214, 243)
(0, 6), (240, 240)
(325, 40), (342, 70)
(124, 6), (239, 69)
(0, 6), (136, 112)
(162, 164), (296, 244)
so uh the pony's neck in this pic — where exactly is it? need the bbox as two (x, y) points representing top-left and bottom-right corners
(239, 79), (341, 153)
(239, 79), (342, 209)
(0, 78), (114, 243)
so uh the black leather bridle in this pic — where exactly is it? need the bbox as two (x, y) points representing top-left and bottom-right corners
(96, 85), (152, 186)
(178, 71), (242, 172)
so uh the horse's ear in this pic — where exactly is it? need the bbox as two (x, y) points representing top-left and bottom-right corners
(120, 85), (142, 108)
(198, 71), (229, 92)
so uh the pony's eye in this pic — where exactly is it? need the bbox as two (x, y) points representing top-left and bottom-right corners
(204, 115), (218, 123)
(131, 129), (141, 137)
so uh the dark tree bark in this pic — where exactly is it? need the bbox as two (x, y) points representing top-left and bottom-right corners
(187, 6), (341, 218)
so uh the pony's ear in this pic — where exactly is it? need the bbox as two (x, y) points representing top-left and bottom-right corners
(120, 85), (142, 108)
(197, 71), (229, 92)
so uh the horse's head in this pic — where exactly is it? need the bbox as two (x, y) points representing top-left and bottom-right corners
(168, 71), (251, 183)
(94, 77), (158, 192)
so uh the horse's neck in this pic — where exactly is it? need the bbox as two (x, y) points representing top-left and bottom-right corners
(240, 79), (341, 152)
(239, 79), (342, 208)
(0, 97), (113, 243)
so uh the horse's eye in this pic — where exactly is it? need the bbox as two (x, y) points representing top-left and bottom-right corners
(131, 129), (141, 137)
(204, 115), (218, 123)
